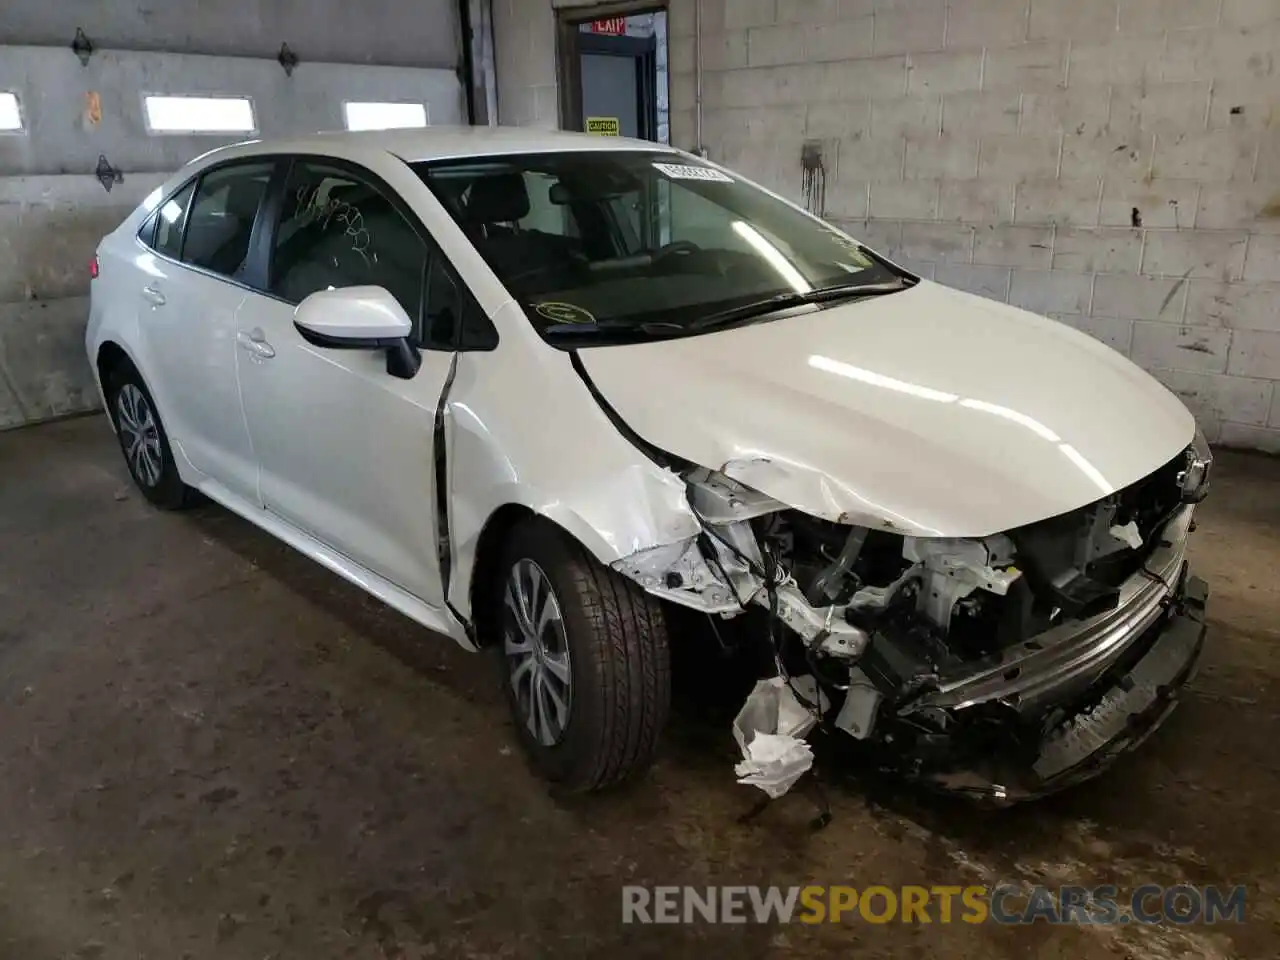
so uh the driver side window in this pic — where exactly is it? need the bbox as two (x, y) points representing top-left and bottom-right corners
(269, 161), (427, 325)
(270, 159), (498, 351)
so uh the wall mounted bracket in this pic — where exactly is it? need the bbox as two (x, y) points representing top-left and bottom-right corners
(95, 155), (123, 193)
(72, 28), (94, 66)
(278, 42), (299, 77)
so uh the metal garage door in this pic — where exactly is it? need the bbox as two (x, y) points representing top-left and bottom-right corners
(0, 1), (465, 429)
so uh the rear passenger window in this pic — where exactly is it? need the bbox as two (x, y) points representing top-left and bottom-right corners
(145, 181), (195, 259)
(182, 162), (274, 278)
(270, 161), (427, 323)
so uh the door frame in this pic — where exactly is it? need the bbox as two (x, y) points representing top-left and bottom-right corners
(554, 2), (666, 139)
(574, 32), (659, 141)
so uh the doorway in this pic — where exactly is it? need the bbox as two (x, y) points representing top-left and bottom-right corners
(558, 10), (669, 144)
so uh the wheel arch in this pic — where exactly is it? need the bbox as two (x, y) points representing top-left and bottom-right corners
(94, 340), (142, 428)
(467, 503), (534, 648)
(93, 339), (200, 490)
(464, 499), (656, 648)
(96, 338), (157, 401)
(96, 339), (138, 385)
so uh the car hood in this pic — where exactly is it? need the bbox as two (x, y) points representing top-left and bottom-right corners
(576, 281), (1194, 538)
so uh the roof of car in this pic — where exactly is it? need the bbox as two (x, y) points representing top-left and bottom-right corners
(218, 126), (683, 163)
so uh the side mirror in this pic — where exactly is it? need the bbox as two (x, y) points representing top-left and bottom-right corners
(293, 286), (421, 379)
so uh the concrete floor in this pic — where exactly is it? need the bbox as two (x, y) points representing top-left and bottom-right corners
(1, 417), (1278, 959)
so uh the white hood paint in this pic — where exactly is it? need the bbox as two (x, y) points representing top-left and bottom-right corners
(578, 281), (1195, 538)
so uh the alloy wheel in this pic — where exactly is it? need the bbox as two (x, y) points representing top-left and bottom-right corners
(503, 558), (573, 746)
(116, 383), (162, 488)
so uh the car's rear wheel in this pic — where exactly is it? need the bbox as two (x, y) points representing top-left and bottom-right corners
(499, 517), (671, 793)
(106, 366), (194, 510)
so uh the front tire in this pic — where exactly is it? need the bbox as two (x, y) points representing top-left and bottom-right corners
(499, 518), (671, 793)
(106, 366), (194, 510)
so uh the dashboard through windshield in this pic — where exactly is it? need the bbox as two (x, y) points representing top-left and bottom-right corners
(414, 151), (905, 344)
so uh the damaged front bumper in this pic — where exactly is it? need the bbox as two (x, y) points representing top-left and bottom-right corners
(612, 467), (1208, 803)
(1031, 574), (1206, 790)
(889, 506), (1205, 800)
(917, 570), (1207, 803)
(908, 506), (1196, 717)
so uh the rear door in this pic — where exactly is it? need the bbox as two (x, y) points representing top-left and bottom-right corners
(137, 159), (276, 503)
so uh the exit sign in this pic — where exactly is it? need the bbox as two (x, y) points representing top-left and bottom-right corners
(591, 17), (627, 35)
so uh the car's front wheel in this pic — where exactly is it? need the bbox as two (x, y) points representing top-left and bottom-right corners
(499, 518), (671, 793)
(106, 365), (194, 510)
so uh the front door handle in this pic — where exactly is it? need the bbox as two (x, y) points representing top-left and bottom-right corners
(236, 329), (276, 360)
(141, 284), (166, 306)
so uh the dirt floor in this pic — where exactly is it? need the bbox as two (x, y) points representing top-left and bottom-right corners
(1, 416), (1278, 959)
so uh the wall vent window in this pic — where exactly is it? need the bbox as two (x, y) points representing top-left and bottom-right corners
(0, 92), (24, 132)
(343, 101), (428, 131)
(143, 96), (256, 134)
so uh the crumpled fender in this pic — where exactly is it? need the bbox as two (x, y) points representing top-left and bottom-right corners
(441, 334), (702, 621)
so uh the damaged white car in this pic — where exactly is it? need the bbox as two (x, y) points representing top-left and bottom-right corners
(88, 130), (1211, 801)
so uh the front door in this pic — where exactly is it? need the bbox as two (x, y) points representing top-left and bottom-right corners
(234, 158), (454, 605)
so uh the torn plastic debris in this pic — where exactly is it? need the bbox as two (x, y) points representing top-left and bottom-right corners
(611, 528), (872, 654)
(1110, 520), (1143, 550)
(732, 677), (826, 799)
(735, 735), (814, 799)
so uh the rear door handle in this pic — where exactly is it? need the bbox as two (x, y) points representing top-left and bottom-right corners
(142, 285), (166, 306)
(236, 329), (275, 359)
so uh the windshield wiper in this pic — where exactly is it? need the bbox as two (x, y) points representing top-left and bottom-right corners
(541, 320), (691, 341)
(688, 278), (913, 331)
(537, 278), (913, 341)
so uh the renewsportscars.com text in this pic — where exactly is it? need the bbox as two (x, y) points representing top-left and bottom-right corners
(621, 884), (1247, 925)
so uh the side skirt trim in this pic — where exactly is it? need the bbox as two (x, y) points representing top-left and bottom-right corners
(195, 477), (474, 649)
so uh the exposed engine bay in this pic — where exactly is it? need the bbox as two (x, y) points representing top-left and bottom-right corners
(614, 438), (1213, 803)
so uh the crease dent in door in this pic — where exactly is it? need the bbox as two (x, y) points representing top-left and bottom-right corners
(433, 350), (471, 638)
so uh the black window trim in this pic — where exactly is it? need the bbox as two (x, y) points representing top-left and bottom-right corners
(134, 156), (285, 297)
(137, 206), (159, 250)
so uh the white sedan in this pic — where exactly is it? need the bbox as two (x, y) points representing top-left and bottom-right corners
(88, 128), (1211, 801)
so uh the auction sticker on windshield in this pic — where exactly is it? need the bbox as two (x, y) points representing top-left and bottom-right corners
(653, 162), (734, 183)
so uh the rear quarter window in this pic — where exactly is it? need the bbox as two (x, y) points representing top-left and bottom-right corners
(138, 180), (195, 260)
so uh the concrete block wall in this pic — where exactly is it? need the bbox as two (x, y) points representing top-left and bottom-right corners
(493, 0), (1280, 451)
(1, 2), (464, 430)
(670, 0), (1280, 450)
(494, 1), (570, 126)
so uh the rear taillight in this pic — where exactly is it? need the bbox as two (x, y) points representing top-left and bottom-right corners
(89, 255), (99, 279)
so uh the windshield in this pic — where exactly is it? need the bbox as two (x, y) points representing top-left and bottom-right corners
(414, 151), (905, 344)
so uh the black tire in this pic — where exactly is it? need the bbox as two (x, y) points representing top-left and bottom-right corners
(105, 363), (195, 510)
(498, 517), (671, 793)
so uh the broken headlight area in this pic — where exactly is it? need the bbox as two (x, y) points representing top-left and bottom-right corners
(612, 448), (1208, 803)
(1179, 424), (1213, 503)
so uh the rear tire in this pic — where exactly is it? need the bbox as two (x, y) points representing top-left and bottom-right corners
(498, 517), (671, 793)
(105, 364), (195, 510)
